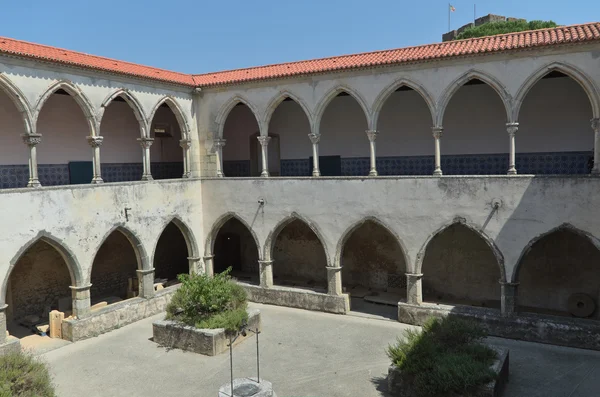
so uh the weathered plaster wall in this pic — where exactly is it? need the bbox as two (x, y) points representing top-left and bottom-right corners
(341, 221), (407, 291)
(91, 231), (138, 300)
(153, 222), (190, 281)
(421, 223), (502, 305)
(7, 241), (71, 320)
(518, 229), (600, 315)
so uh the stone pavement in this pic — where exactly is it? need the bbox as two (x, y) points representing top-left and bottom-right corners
(41, 303), (600, 397)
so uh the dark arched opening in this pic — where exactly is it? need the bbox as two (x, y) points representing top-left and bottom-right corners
(222, 103), (261, 177)
(213, 218), (259, 284)
(149, 102), (184, 179)
(154, 222), (190, 286)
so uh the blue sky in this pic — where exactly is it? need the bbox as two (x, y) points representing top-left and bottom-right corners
(0, 0), (598, 74)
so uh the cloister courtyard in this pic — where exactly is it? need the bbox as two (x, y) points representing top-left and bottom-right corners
(33, 302), (600, 397)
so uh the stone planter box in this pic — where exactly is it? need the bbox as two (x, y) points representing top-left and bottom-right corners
(388, 347), (509, 397)
(152, 309), (260, 356)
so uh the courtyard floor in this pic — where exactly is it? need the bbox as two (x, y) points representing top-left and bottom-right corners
(40, 302), (600, 397)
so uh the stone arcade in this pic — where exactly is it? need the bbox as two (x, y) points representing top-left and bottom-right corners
(1, 23), (600, 352)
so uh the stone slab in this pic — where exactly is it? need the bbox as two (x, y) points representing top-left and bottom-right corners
(152, 309), (260, 356)
(388, 347), (509, 397)
(0, 336), (21, 355)
(398, 301), (600, 351)
(218, 378), (277, 397)
(240, 283), (349, 314)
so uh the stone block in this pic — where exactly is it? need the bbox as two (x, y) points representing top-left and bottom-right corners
(49, 310), (64, 339)
(152, 309), (260, 356)
(0, 337), (21, 356)
(442, 30), (457, 42)
(387, 347), (509, 397)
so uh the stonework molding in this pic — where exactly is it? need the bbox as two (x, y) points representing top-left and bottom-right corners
(308, 133), (321, 144)
(431, 126), (443, 139)
(148, 95), (192, 140)
(138, 137), (154, 149)
(591, 118), (600, 132)
(204, 212), (262, 260)
(179, 139), (192, 149)
(100, 89), (148, 137)
(257, 135), (271, 146)
(506, 122), (519, 136)
(262, 90), (313, 132)
(0, 73), (35, 135)
(86, 135), (104, 148)
(21, 133), (42, 146)
(366, 130), (378, 142)
(215, 95), (260, 139)
(312, 85), (371, 134)
(154, 216), (200, 260)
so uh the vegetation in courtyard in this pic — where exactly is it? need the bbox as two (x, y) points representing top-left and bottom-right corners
(166, 268), (248, 332)
(387, 316), (497, 397)
(455, 20), (558, 40)
(0, 351), (56, 397)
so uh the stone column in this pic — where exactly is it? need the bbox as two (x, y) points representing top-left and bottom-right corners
(203, 255), (215, 277)
(326, 266), (343, 296)
(137, 268), (155, 298)
(21, 133), (42, 187)
(70, 284), (92, 319)
(432, 127), (443, 176)
(591, 118), (600, 174)
(179, 139), (192, 178)
(214, 139), (226, 178)
(366, 130), (379, 176)
(500, 281), (519, 317)
(506, 122), (519, 175)
(406, 273), (423, 305)
(259, 260), (273, 288)
(187, 256), (202, 275)
(86, 136), (104, 184)
(257, 136), (271, 177)
(0, 304), (7, 344)
(308, 133), (321, 177)
(137, 137), (154, 181)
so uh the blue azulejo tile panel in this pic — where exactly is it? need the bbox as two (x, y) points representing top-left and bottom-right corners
(441, 153), (508, 175)
(151, 162), (184, 180)
(38, 164), (69, 186)
(516, 151), (592, 175)
(341, 157), (370, 176)
(280, 159), (311, 177)
(223, 160), (251, 177)
(0, 165), (29, 189)
(377, 156), (435, 176)
(101, 163), (143, 183)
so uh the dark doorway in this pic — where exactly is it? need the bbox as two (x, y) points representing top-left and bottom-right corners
(212, 218), (259, 284)
(214, 233), (242, 273)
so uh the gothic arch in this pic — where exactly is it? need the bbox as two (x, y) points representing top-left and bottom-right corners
(215, 95), (261, 139)
(513, 62), (600, 120)
(34, 80), (98, 136)
(313, 85), (371, 133)
(2, 231), (83, 304)
(148, 96), (191, 140)
(263, 213), (330, 266)
(153, 216), (199, 260)
(88, 224), (149, 283)
(263, 91), (313, 133)
(415, 218), (505, 280)
(511, 223), (600, 283)
(371, 78), (436, 129)
(436, 70), (513, 126)
(334, 216), (409, 268)
(0, 73), (35, 134)
(204, 212), (262, 258)
(100, 89), (148, 137)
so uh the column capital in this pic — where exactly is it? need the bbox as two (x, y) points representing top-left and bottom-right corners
(0, 304), (7, 313)
(86, 135), (104, 148)
(21, 133), (42, 147)
(506, 122), (519, 136)
(137, 137), (154, 149)
(308, 133), (321, 144)
(431, 126), (443, 138)
(179, 139), (192, 149)
(366, 130), (378, 142)
(257, 135), (271, 146)
(591, 118), (600, 132)
(69, 284), (92, 292)
(213, 138), (226, 148)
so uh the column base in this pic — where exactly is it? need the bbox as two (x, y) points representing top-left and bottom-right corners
(27, 179), (41, 188)
(507, 168), (517, 175)
(406, 273), (424, 305)
(141, 175), (154, 181)
(326, 266), (343, 296)
(182, 172), (192, 179)
(216, 171), (224, 178)
(433, 169), (443, 176)
(137, 269), (155, 298)
(369, 169), (378, 176)
(591, 167), (600, 175)
(312, 170), (321, 177)
(259, 260), (274, 288)
(70, 284), (92, 319)
(91, 177), (104, 184)
(261, 171), (270, 178)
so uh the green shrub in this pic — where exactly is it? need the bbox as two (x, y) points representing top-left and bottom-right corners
(455, 20), (558, 40)
(166, 268), (248, 332)
(387, 316), (497, 397)
(0, 351), (56, 397)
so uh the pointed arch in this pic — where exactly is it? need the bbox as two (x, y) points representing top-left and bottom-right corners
(148, 96), (191, 140)
(436, 70), (513, 126)
(263, 212), (330, 266)
(263, 91), (313, 132)
(313, 85), (371, 133)
(215, 95), (261, 139)
(101, 89), (148, 137)
(204, 212), (262, 258)
(88, 224), (149, 283)
(513, 62), (600, 120)
(34, 80), (98, 136)
(334, 216), (409, 268)
(0, 73), (35, 134)
(511, 223), (600, 283)
(415, 218), (505, 280)
(371, 79), (436, 130)
(153, 216), (199, 260)
(2, 231), (83, 304)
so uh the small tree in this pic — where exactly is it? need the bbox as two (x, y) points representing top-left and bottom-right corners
(0, 352), (56, 397)
(455, 20), (558, 40)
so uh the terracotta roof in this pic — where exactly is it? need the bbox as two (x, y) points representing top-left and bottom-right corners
(193, 22), (600, 87)
(0, 37), (195, 86)
(0, 22), (598, 88)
